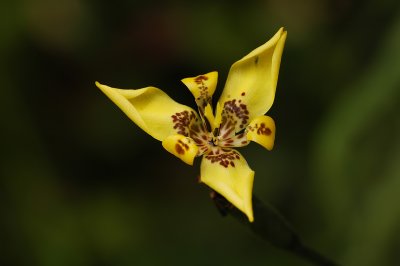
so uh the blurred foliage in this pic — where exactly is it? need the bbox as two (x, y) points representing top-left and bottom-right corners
(1, 0), (400, 265)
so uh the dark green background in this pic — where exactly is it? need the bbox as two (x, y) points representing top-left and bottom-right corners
(1, 0), (400, 265)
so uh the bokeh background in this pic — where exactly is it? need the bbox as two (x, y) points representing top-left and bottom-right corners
(1, 0), (400, 265)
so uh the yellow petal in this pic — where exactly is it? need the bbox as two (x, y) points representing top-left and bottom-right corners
(181, 72), (218, 110)
(246, 115), (276, 151)
(96, 82), (200, 141)
(218, 28), (287, 133)
(162, 134), (199, 165)
(200, 149), (254, 222)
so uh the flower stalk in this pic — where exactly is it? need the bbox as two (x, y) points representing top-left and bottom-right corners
(212, 192), (340, 266)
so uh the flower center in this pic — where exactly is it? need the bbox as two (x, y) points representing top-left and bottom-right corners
(171, 103), (249, 156)
(209, 136), (218, 147)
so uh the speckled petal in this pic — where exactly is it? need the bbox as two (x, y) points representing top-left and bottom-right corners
(218, 28), (287, 134)
(162, 134), (199, 165)
(200, 148), (254, 222)
(246, 115), (276, 151)
(181, 72), (218, 113)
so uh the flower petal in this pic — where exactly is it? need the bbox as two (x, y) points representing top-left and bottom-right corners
(181, 72), (218, 111)
(200, 149), (254, 222)
(218, 28), (287, 133)
(96, 82), (200, 141)
(162, 134), (199, 165)
(246, 115), (276, 151)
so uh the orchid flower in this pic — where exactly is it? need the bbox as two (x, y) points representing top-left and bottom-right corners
(96, 28), (287, 222)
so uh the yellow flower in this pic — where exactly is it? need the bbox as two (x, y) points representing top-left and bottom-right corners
(96, 28), (287, 222)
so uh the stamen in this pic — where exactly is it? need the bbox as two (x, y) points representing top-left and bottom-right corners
(213, 127), (219, 137)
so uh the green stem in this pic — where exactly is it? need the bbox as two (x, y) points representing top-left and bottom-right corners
(211, 192), (340, 266)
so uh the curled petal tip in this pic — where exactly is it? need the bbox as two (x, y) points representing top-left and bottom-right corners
(246, 116), (276, 151)
(95, 81), (105, 89)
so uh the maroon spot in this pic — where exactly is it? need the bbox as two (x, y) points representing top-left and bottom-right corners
(195, 75), (208, 84)
(254, 56), (259, 65)
(222, 127), (234, 139)
(222, 100), (249, 131)
(178, 140), (190, 150)
(192, 137), (203, 144)
(241, 92), (245, 96)
(256, 123), (272, 136)
(175, 144), (185, 155)
(171, 110), (200, 137)
(204, 149), (240, 168)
